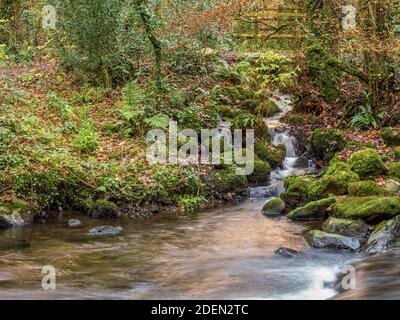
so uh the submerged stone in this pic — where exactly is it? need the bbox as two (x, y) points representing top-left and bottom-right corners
(274, 247), (299, 258)
(322, 217), (369, 239)
(68, 219), (82, 228)
(304, 230), (361, 251)
(88, 226), (123, 236)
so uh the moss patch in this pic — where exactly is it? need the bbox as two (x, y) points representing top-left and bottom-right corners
(331, 196), (400, 223)
(381, 127), (400, 146)
(287, 196), (336, 221)
(348, 180), (386, 196)
(280, 175), (315, 209)
(348, 148), (387, 179)
(389, 162), (400, 179)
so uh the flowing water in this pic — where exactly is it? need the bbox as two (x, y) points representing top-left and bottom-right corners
(0, 91), (389, 300)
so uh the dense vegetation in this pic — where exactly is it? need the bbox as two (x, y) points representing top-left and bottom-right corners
(1, 0), (400, 233)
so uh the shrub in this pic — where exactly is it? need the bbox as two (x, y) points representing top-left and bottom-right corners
(72, 129), (100, 155)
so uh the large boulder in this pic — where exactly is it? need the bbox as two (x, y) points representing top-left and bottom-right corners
(348, 148), (387, 179)
(0, 200), (34, 229)
(287, 196), (336, 221)
(280, 175), (315, 210)
(331, 196), (400, 223)
(304, 230), (361, 251)
(262, 198), (285, 217)
(247, 160), (272, 185)
(322, 217), (370, 239)
(365, 215), (400, 256)
(308, 160), (359, 200)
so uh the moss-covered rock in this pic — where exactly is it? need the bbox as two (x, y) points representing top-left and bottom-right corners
(365, 215), (400, 255)
(348, 148), (387, 179)
(209, 166), (249, 194)
(255, 142), (286, 168)
(348, 180), (386, 196)
(255, 99), (280, 117)
(287, 196), (336, 221)
(280, 175), (316, 210)
(89, 199), (118, 219)
(311, 128), (345, 161)
(389, 162), (400, 179)
(0, 200), (34, 229)
(214, 105), (241, 119)
(262, 198), (285, 217)
(322, 217), (370, 239)
(308, 160), (359, 200)
(304, 230), (361, 251)
(331, 196), (400, 223)
(381, 127), (400, 146)
(247, 160), (271, 184)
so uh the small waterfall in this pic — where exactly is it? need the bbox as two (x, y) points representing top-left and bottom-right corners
(250, 91), (309, 199)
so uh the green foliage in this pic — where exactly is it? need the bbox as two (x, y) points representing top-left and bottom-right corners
(72, 129), (100, 155)
(178, 195), (207, 213)
(46, 92), (73, 119)
(389, 162), (400, 179)
(247, 160), (271, 184)
(54, 0), (148, 87)
(348, 181), (386, 197)
(381, 127), (400, 146)
(350, 105), (384, 130)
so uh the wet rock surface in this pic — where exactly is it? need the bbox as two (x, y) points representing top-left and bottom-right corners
(274, 247), (299, 258)
(322, 217), (370, 239)
(365, 215), (400, 256)
(304, 230), (361, 251)
(88, 226), (123, 236)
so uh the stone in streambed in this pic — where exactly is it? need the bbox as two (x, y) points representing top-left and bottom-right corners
(68, 219), (82, 228)
(304, 230), (361, 251)
(365, 215), (400, 256)
(0, 200), (34, 229)
(322, 217), (369, 239)
(262, 198), (285, 216)
(383, 179), (400, 193)
(88, 226), (123, 236)
(287, 196), (336, 221)
(331, 196), (400, 223)
(274, 247), (299, 258)
(294, 157), (309, 168)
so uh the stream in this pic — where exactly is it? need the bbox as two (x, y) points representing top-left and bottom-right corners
(0, 91), (388, 300)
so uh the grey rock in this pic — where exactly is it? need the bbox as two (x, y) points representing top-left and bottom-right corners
(262, 198), (285, 216)
(275, 247), (299, 258)
(88, 226), (123, 236)
(294, 157), (309, 168)
(304, 230), (361, 251)
(322, 217), (370, 239)
(68, 219), (82, 228)
(0, 200), (33, 229)
(383, 179), (400, 193)
(365, 215), (400, 256)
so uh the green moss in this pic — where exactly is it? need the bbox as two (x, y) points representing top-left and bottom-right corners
(280, 175), (316, 209)
(287, 196), (336, 221)
(348, 180), (386, 196)
(247, 160), (271, 184)
(209, 166), (249, 194)
(214, 105), (241, 119)
(255, 143), (286, 168)
(311, 128), (345, 161)
(262, 198), (285, 216)
(255, 100), (280, 117)
(348, 148), (387, 179)
(381, 127), (400, 146)
(331, 196), (400, 223)
(389, 162), (400, 179)
(89, 199), (118, 219)
(308, 160), (359, 200)
(0, 200), (34, 228)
